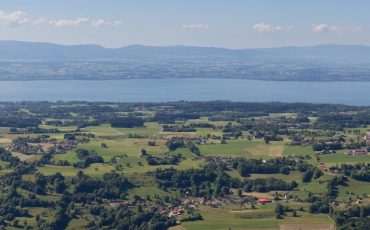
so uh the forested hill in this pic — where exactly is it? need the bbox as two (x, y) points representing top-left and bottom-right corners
(1, 41), (370, 81)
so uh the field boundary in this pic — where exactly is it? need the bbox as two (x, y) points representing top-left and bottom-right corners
(279, 224), (335, 230)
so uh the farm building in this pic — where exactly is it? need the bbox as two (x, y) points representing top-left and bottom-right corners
(257, 198), (273, 204)
(346, 149), (368, 156)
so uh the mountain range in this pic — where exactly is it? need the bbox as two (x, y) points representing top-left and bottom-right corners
(1, 40), (370, 63)
(0, 40), (370, 81)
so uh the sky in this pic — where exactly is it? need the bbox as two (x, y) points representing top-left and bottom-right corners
(0, 0), (369, 48)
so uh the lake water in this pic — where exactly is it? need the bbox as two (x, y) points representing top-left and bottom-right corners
(0, 79), (368, 105)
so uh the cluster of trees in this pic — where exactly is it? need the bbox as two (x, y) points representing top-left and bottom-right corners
(155, 165), (232, 198)
(222, 122), (243, 139)
(313, 112), (370, 130)
(36, 194), (70, 230)
(230, 158), (297, 177)
(308, 176), (347, 214)
(348, 170), (370, 182)
(0, 135), (135, 228)
(148, 140), (156, 146)
(12, 126), (61, 134)
(12, 135), (50, 144)
(331, 164), (370, 182)
(0, 147), (20, 167)
(128, 133), (146, 138)
(302, 166), (323, 183)
(309, 199), (330, 214)
(141, 149), (182, 166)
(327, 176), (348, 200)
(155, 164), (298, 198)
(163, 101), (362, 115)
(110, 116), (144, 128)
(166, 137), (186, 150)
(166, 138), (202, 156)
(19, 172), (67, 195)
(162, 125), (196, 132)
(0, 158), (134, 228)
(263, 135), (283, 143)
(87, 205), (176, 229)
(64, 133), (76, 140)
(312, 142), (342, 151)
(244, 178), (298, 193)
(0, 187), (31, 223)
(332, 204), (370, 230)
(189, 123), (214, 128)
(0, 171), (67, 227)
(274, 203), (295, 219)
(151, 113), (200, 124)
(71, 171), (132, 200)
(0, 116), (41, 128)
(44, 119), (86, 127)
(186, 142), (202, 157)
(73, 149), (104, 168)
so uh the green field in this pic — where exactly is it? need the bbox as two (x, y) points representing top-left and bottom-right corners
(319, 152), (370, 165)
(181, 203), (333, 230)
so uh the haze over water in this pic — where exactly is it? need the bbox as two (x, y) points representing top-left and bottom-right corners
(0, 79), (368, 105)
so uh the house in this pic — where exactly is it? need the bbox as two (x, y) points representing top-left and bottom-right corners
(364, 132), (370, 140)
(316, 149), (334, 155)
(356, 199), (363, 205)
(257, 198), (272, 204)
(346, 149), (368, 156)
(168, 208), (184, 217)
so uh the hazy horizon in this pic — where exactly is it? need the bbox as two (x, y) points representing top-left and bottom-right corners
(3, 39), (370, 50)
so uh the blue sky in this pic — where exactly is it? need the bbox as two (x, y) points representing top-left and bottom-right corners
(0, 0), (369, 48)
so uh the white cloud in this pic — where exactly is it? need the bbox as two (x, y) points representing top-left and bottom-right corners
(32, 18), (46, 26)
(312, 24), (330, 33)
(182, 24), (209, 30)
(49, 17), (89, 27)
(0, 10), (29, 26)
(1, 9), (125, 29)
(49, 18), (124, 28)
(312, 24), (362, 33)
(253, 23), (274, 32)
(253, 23), (294, 32)
(91, 19), (123, 28)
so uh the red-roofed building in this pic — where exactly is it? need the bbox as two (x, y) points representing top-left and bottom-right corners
(257, 198), (272, 204)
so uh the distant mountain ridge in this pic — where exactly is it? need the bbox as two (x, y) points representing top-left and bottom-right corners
(1, 40), (370, 63)
(1, 40), (370, 81)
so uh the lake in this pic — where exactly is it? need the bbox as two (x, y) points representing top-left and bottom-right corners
(0, 79), (368, 105)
